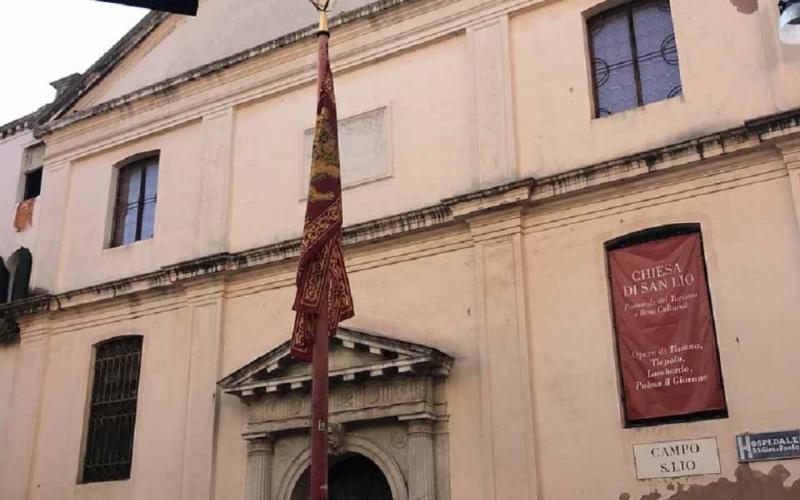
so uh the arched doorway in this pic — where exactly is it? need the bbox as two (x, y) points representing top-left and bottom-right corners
(290, 453), (393, 500)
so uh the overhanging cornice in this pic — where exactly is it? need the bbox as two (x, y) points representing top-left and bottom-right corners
(2, 107), (798, 323)
(218, 327), (453, 398)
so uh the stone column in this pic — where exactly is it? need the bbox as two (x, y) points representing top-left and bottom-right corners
(245, 435), (274, 500)
(406, 418), (436, 500)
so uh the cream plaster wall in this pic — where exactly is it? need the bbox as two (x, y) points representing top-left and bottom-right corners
(0, 343), (18, 456)
(229, 33), (471, 251)
(511, 0), (800, 176)
(76, 0), (375, 108)
(3, 153), (800, 500)
(3, 1), (800, 499)
(523, 154), (800, 498)
(28, 307), (192, 500)
(55, 121), (204, 290)
(0, 132), (32, 259)
(0, 131), (51, 290)
(43, 0), (800, 290)
(214, 245), (483, 499)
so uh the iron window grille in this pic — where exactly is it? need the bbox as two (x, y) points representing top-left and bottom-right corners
(588, 0), (682, 118)
(81, 336), (143, 483)
(111, 155), (159, 247)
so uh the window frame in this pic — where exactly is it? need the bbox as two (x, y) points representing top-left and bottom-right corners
(79, 335), (144, 484)
(109, 153), (160, 248)
(587, 0), (682, 118)
(23, 167), (43, 201)
(605, 224), (728, 428)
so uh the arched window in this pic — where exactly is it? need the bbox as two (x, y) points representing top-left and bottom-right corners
(6, 248), (32, 303)
(81, 335), (143, 483)
(111, 154), (159, 247)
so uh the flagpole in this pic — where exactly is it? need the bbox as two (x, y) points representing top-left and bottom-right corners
(309, 11), (332, 500)
(309, 288), (330, 500)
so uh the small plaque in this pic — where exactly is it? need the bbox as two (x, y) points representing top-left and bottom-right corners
(737, 430), (800, 462)
(633, 437), (721, 480)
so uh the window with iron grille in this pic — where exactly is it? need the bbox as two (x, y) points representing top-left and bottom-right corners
(111, 155), (159, 247)
(588, 0), (682, 118)
(81, 336), (143, 483)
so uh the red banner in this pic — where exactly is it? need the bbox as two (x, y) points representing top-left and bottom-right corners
(608, 233), (725, 422)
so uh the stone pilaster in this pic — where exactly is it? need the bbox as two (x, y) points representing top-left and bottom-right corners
(406, 418), (436, 500)
(467, 205), (539, 500)
(245, 435), (274, 500)
(180, 279), (225, 500)
(777, 140), (800, 232)
(0, 318), (49, 500)
(467, 15), (517, 189)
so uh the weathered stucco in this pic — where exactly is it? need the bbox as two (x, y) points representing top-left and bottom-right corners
(1, 0), (800, 499)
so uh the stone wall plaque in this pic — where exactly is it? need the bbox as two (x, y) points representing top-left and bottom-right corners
(737, 430), (800, 462)
(302, 106), (390, 193)
(633, 437), (721, 480)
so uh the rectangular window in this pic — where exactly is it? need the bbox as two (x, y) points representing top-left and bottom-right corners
(606, 225), (727, 427)
(111, 156), (159, 247)
(82, 336), (143, 483)
(23, 168), (42, 200)
(588, 0), (682, 117)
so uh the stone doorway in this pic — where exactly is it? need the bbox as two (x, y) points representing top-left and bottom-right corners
(219, 327), (453, 500)
(290, 453), (393, 500)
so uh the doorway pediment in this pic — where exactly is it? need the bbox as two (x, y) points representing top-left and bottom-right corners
(221, 328), (453, 500)
(219, 327), (452, 398)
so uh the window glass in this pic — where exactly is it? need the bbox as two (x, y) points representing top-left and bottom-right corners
(589, 0), (681, 117)
(111, 156), (158, 247)
(632, 2), (681, 104)
(140, 162), (159, 240)
(590, 12), (638, 116)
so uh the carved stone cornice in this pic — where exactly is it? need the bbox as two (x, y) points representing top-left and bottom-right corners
(218, 328), (453, 433)
(3, 108), (798, 323)
(219, 327), (452, 397)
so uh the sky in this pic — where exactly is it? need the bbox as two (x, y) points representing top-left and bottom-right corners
(0, 1), (148, 125)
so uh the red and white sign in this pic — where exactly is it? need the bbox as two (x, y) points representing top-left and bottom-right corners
(608, 233), (725, 422)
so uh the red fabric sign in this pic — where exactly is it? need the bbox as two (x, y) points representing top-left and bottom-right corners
(609, 233), (725, 421)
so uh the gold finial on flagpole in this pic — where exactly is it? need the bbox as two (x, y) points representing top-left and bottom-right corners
(319, 10), (329, 33)
(308, 0), (337, 33)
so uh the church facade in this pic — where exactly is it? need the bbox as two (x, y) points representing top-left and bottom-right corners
(1, 1), (800, 499)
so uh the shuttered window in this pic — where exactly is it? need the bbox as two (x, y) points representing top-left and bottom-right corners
(111, 156), (159, 247)
(589, 0), (682, 117)
(81, 336), (143, 483)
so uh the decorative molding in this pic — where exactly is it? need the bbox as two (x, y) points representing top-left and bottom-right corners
(219, 327), (452, 399)
(38, 0), (544, 162)
(3, 109), (798, 323)
(276, 434), (410, 500)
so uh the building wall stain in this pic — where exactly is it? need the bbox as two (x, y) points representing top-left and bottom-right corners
(620, 464), (800, 500)
(730, 0), (758, 14)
